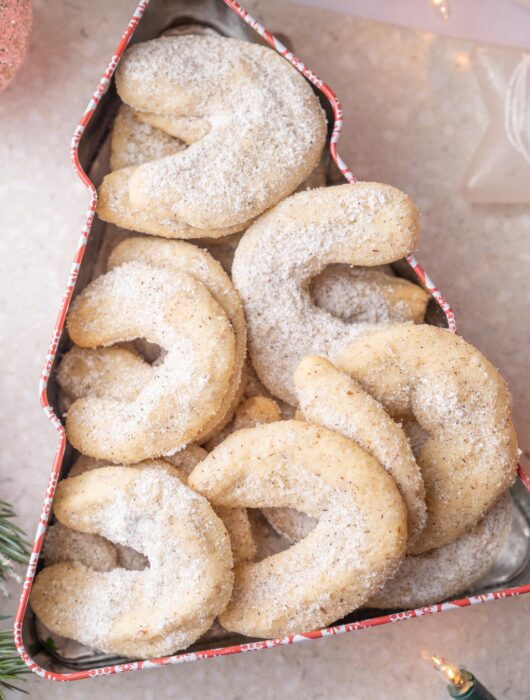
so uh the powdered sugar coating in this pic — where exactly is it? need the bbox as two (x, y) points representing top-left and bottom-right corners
(42, 522), (118, 572)
(97, 166), (244, 239)
(107, 237), (247, 442)
(65, 261), (235, 462)
(30, 466), (234, 658)
(57, 346), (150, 403)
(165, 445), (256, 565)
(68, 456), (170, 571)
(293, 355), (426, 547)
(189, 421), (407, 638)
(115, 35), (326, 229)
(311, 264), (429, 324)
(110, 104), (186, 171)
(337, 325), (518, 554)
(69, 450), (255, 567)
(100, 100), (241, 238)
(232, 183), (420, 404)
(368, 493), (512, 609)
(134, 110), (210, 144)
(195, 151), (328, 274)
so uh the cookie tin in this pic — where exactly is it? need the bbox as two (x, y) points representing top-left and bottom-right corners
(14, 0), (530, 683)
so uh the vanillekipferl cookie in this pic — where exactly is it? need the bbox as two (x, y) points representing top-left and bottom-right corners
(31, 464), (234, 658)
(311, 264), (429, 324)
(64, 261), (235, 463)
(97, 35), (326, 236)
(232, 182), (420, 404)
(189, 420), (407, 638)
(337, 325), (518, 554)
(107, 237), (247, 442)
(367, 493), (513, 609)
(275, 355), (427, 549)
(65, 451), (256, 568)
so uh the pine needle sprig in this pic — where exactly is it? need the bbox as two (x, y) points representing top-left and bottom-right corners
(0, 499), (31, 698)
(0, 501), (30, 592)
(0, 621), (28, 699)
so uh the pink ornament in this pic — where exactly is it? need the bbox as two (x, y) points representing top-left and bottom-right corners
(0, 0), (32, 91)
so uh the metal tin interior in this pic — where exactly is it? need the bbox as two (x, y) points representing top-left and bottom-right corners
(20, 0), (530, 676)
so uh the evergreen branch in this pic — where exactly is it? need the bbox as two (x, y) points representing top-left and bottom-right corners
(0, 619), (29, 699)
(0, 498), (31, 698)
(0, 502), (30, 590)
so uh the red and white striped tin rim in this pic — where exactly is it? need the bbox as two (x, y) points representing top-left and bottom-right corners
(14, 0), (529, 682)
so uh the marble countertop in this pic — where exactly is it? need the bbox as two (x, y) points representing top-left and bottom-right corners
(1, 1), (528, 698)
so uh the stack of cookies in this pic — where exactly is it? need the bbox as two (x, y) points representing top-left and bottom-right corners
(30, 33), (518, 660)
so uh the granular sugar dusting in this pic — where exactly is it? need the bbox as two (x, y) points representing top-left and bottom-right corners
(43, 522), (118, 572)
(226, 493), (400, 637)
(31, 467), (233, 658)
(368, 492), (513, 609)
(57, 346), (151, 403)
(232, 183), (420, 404)
(97, 166), (244, 240)
(311, 264), (428, 324)
(293, 355), (426, 547)
(190, 421), (407, 637)
(115, 35), (326, 229)
(110, 104), (186, 171)
(65, 261), (235, 462)
(336, 325), (519, 554)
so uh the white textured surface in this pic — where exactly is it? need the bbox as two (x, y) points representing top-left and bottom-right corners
(0, 0), (528, 698)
